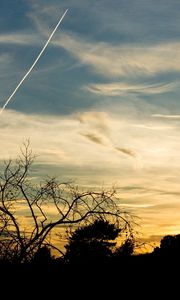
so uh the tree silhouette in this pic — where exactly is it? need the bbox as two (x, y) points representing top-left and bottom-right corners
(114, 238), (135, 257)
(64, 219), (125, 263)
(33, 246), (52, 264)
(154, 234), (180, 256)
(0, 141), (133, 263)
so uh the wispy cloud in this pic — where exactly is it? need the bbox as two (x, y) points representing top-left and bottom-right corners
(0, 33), (39, 45)
(80, 132), (104, 145)
(78, 112), (111, 148)
(152, 114), (180, 120)
(132, 124), (175, 130)
(77, 111), (109, 134)
(115, 147), (136, 158)
(28, 6), (180, 97)
(0, 53), (12, 68)
(78, 111), (138, 159)
(51, 32), (180, 77)
(84, 81), (176, 96)
(2, 107), (179, 173)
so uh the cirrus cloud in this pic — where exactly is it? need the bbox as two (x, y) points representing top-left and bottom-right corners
(80, 132), (105, 145)
(52, 32), (180, 78)
(152, 114), (180, 120)
(84, 81), (176, 96)
(115, 147), (137, 158)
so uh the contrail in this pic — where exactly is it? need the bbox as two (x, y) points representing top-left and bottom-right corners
(0, 9), (68, 115)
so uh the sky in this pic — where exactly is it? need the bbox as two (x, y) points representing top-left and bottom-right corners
(1, 0), (180, 246)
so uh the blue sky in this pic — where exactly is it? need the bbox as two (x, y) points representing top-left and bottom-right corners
(1, 0), (180, 244)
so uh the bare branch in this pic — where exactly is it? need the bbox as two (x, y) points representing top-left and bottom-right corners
(0, 142), (135, 262)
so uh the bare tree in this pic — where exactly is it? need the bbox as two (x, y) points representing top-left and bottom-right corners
(0, 141), (134, 263)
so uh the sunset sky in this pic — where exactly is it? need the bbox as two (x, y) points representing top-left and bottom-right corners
(1, 0), (180, 246)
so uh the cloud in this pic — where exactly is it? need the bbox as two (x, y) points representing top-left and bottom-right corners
(51, 32), (180, 78)
(115, 147), (137, 158)
(0, 33), (39, 45)
(77, 112), (138, 160)
(0, 53), (11, 63)
(0, 54), (13, 74)
(84, 82), (176, 96)
(0, 109), (142, 172)
(80, 132), (104, 145)
(152, 114), (180, 120)
(28, 6), (180, 85)
(77, 111), (109, 134)
(132, 124), (175, 130)
(0, 109), (77, 162)
(80, 131), (138, 160)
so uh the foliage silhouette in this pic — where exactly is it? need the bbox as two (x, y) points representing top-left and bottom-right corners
(33, 246), (52, 264)
(153, 234), (180, 256)
(64, 219), (135, 263)
(114, 238), (135, 257)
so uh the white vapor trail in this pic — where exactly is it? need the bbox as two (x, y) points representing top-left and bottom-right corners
(0, 9), (68, 115)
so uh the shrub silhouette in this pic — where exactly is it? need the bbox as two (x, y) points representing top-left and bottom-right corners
(33, 246), (52, 264)
(115, 238), (135, 257)
(64, 219), (122, 263)
(154, 234), (180, 256)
